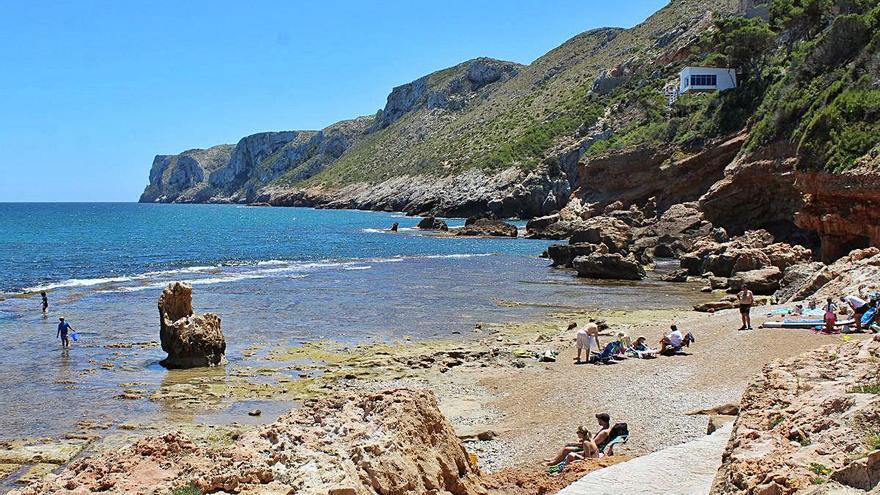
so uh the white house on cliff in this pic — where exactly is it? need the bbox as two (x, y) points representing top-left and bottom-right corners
(679, 67), (738, 93)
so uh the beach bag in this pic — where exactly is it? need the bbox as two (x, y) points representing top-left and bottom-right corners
(70, 332), (78, 342)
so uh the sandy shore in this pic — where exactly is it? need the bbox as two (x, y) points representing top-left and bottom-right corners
(342, 304), (858, 472)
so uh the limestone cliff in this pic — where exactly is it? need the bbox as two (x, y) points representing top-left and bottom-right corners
(140, 0), (741, 216)
(139, 0), (880, 262)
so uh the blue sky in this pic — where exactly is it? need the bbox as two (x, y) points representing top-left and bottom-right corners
(0, 0), (667, 202)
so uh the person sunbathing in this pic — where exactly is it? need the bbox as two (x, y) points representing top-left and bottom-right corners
(544, 426), (597, 466)
(631, 336), (648, 351)
(628, 336), (657, 358)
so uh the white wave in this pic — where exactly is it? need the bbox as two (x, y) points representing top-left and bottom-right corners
(24, 276), (139, 293)
(23, 254), (496, 294)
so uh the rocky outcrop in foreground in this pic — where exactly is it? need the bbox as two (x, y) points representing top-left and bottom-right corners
(12, 390), (486, 495)
(710, 336), (880, 494)
(158, 282), (226, 369)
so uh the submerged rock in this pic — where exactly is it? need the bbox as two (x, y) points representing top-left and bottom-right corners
(158, 282), (226, 369)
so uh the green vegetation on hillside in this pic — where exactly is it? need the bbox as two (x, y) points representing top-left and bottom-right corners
(289, 0), (739, 187)
(282, 0), (877, 190)
(747, 2), (880, 172)
(580, 0), (879, 173)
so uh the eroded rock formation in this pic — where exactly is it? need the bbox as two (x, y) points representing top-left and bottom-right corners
(158, 282), (226, 369)
(11, 390), (486, 495)
(794, 166), (880, 263)
(710, 336), (880, 494)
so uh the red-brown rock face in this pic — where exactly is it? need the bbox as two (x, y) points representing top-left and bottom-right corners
(576, 133), (746, 212)
(794, 166), (880, 263)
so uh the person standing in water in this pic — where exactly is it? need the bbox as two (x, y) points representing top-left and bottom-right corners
(40, 292), (48, 314)
(57, 316), (73, 348)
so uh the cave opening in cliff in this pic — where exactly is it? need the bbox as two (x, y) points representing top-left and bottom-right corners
(822, 234), (871, 263)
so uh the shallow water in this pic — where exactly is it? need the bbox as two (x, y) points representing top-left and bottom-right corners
(0, 204), (708, 441)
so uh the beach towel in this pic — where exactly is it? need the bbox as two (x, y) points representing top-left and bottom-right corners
(861, 307), (877, 327)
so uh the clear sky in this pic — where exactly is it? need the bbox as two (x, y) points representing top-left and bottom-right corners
(0, 0), (667, 202)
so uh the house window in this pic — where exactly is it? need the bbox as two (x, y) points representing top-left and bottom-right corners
(690, 74), (717, 86)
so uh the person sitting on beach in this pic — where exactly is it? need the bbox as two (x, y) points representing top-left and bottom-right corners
(823, 298), (838, 333)
(659, 325), (694, 355)
(573, 322), (600, 364)
(631, 336), (648, 352)
(543, 425), (597, 466)
(591, 413), (613, 452)
(627, 335), (657, 358)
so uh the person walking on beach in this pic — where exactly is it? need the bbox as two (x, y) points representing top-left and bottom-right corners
(57, 316), (73, 348)
(40, 291), (48, 314)
(737, 284), (754, 330)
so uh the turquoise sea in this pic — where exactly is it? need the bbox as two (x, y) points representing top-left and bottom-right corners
(0, 203), (703, 441)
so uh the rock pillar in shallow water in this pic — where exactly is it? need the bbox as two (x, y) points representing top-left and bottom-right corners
(158, 282), (225, 368)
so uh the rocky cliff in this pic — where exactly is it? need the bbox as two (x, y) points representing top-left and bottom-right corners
(140, 0), (740, 217)
(140, 0), (880, 261)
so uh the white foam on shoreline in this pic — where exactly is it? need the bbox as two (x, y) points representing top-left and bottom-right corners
(21, 253), (496, 295)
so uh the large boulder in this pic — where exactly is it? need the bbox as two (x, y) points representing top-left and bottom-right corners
(730, 248), (772, 274)
(524, 214), (583, 240)
(158, 282), (226, 369)
(572, 253), (646, 280)
(547, 243), (604, 268)
(727, 267), (783, 295)
(764, 242), (814, 271)
(416, 216), (448, 231)
(569, 216), (632, 254)
(455, 218), (517, 238)
(776, 262), (827, 303)
(11, 390), (487, 495)
(633, 202), (713, 258)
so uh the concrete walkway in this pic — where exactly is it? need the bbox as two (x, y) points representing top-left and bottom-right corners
(557, 424), (732, 495)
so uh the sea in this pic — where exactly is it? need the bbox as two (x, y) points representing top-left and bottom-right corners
(0, 203), (706, 441)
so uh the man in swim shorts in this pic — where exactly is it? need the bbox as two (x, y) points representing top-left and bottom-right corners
(57, 316), (74, 348)
(738, 284), (754, 330)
